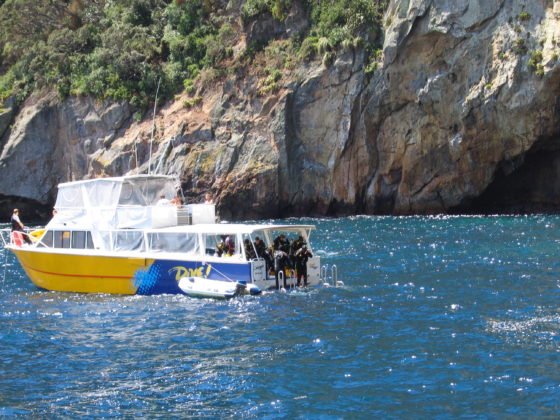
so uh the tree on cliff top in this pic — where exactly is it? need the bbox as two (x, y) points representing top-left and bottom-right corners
(0, 0), (387, 107)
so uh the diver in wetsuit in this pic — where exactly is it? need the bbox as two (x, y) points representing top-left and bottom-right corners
(274, 249), (289, 289)
(273, 234), (289, 253)
(254, 236), (272, 271)
(295, 245), (313, 286)
(244, 238), (256, 260)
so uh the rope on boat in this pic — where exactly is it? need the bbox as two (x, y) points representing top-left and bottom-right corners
(203, 262), (236, 283)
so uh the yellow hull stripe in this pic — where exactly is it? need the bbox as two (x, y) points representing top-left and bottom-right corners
(12, 248), (148, 294)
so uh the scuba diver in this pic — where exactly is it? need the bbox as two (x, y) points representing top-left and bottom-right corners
(294, 245), (313, 286)
(273, 234), (290, 253)
(291, 235), (305, 254)
(244, 238), (256, 260)
(254, 236), (272, 271)
(273, 249), (289, 289)
(254, 236), (266, 257)
(216, 235), (234, 257)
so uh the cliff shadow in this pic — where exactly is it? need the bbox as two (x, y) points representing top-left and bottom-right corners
(451, 135), (560, 214)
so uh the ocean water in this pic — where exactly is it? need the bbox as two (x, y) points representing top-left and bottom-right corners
(1, 216), (559, 418)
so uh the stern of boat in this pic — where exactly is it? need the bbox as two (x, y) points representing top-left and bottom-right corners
(307, 255), (321, 286)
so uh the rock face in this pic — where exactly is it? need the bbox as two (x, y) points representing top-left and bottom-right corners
(0, 93), (132, 218)
(363, 0), (560, 214)
(2, 0), (560, 220)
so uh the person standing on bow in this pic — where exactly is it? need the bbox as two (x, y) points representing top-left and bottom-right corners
(11, 209), (32, 244)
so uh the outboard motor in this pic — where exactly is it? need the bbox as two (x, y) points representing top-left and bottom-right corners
(235, 280), (248, 296)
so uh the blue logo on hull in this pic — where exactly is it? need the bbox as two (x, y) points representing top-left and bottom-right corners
(133, 260), (252, 295)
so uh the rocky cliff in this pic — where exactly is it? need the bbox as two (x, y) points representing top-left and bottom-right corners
(2, 0), (560, 220)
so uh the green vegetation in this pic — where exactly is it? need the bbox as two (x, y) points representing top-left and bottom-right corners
(182, 95), (202, 108)
(528, 50), (544, 77)
(0, 0), (224, 106)
(242, 0), (293, 22)
(0, 0), (388, 107)
(513, 39), (528, 55)
(257, 68), (281, 96)
(518, 12), (531, 22)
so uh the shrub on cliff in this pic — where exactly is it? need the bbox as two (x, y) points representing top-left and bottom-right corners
(0, 0), (388, 107)
(0, 0), (220, 106)
(309, 0), (385, 47)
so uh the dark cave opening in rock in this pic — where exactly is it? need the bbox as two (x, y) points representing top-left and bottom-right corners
(451, 138), (560, 215)
(0, 195), (53, 224)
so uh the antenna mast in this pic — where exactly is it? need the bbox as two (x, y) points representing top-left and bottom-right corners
(147, 77), (161, 174)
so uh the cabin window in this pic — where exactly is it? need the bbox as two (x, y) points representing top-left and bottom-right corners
(71, 231), (86, 249)
(148, 232), (199, 254)
(54, 231), (62, 248)
(98, 231), (112, 251)
(37, 230), (53, 248)
(113, 231), (145, 251)
(54, 231), (71, 248)
(203, 234), (238, 257)
(48, 230), (95, 249)
(62, 231), (71, 248)
(204, 234), (221, 256)
(86, 232), (94, 249)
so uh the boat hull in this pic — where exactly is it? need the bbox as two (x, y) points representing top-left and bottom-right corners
(9, 248), (253, 295)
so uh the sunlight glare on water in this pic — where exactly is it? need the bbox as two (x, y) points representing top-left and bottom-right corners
(1, 216), (559, 417)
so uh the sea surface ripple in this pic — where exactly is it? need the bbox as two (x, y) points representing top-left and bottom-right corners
(1, 216), (559, 418)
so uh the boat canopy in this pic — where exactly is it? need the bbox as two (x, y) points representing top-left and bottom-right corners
(50, 175), (181, 231)
(55, 175), (178, 209)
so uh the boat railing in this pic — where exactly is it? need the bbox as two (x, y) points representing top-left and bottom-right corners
(278, 269), (286, 289)
(0, 228), (36, 248)
(0, 227), (53, 248)
(0, 228), (10, 247)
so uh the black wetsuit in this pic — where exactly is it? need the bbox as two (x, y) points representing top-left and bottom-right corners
(274, 250), (288, 289)
(245, 241), (256, 260)
(295, 248), (313, 286)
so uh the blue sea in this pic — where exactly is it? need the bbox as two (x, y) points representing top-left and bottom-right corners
(1, 216), (559, 418)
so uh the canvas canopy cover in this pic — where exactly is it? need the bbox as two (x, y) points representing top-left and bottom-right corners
(50, 175), (179, 230)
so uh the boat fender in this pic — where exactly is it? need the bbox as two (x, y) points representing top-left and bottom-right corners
(250, 286), (262, 295)
(247, 284), (262, 295)
(12, 231), (24, 247)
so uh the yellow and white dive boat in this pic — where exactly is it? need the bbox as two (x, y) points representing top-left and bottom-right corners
(3, 175), (321, 296)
